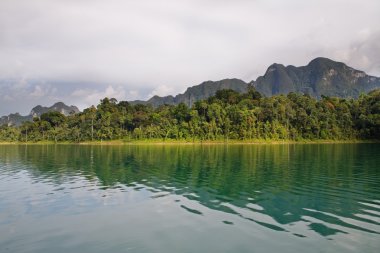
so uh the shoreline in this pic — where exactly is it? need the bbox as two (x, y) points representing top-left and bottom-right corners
(0, 139), (378, 145)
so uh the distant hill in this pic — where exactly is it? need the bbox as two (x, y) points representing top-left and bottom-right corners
(254, 57), (380, 97)
(0, 113), (33, 128)
(29, 102), (79, 118)
(2, 57), (380, 126)
(130, 79), (247, 107)
(130, 57), (380, 107)
(0, 102), (79, 126)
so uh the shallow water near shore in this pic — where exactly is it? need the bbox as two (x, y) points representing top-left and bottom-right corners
(0, 144), (379, 252)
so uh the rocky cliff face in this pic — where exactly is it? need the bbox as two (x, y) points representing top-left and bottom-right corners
(2, 58), (380, 126)
(130, 79), (248, 107)
(29, 102), (79, 118)
(0, 113), (32, 127)
(0, 102), (80, 126)
(254, 57), (380, 97)
(130, 57), (380, 107)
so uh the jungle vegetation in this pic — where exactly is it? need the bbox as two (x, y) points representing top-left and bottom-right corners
(1, 87), (379, 142)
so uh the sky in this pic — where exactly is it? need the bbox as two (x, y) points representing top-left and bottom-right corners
(0, 0), (380, 115)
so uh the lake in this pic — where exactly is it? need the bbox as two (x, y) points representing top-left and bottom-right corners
(0, 144), (379, 253)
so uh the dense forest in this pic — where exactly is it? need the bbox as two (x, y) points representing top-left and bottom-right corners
(1, 87), (379, 142)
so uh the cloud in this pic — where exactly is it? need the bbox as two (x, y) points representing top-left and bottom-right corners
(0, 0), (379, 115)
(29, 85), (44, 97)
(71, 85), (126, 108)
(127, 90), (140, 101)
(147, 85), (175, 98)
(2, 94), (13, 102)
(331, 31), (380, 76)
(0, 79), (60, 114)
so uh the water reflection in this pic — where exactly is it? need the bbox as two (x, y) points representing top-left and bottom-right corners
(0, 144), (380, 252)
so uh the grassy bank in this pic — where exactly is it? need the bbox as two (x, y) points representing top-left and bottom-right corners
(1, 139), (378, 145)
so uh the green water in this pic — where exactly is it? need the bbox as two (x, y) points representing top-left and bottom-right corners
(0, 144), (379, 253)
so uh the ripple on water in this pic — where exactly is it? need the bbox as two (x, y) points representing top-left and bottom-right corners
(0, 144), (379, 253)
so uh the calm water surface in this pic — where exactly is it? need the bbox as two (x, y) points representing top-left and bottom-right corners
(0, 144), (379, 253)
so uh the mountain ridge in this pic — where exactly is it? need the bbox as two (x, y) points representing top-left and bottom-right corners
(130, 57), (380, 107)
(0, 102), (79, 126)
(130, 78), (248, 107)
(1, 57), (380, 126)
(254, 57), (380, 97)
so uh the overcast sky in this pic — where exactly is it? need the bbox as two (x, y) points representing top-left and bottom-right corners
(0, 0), (380, 115)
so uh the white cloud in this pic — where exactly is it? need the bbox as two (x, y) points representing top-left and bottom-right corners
(147, 85), (175, 98)
(0, 0), (379, 115)
(2, 94), (13, 101)
(71, 85), (126, 108)
(126, 90), (140, 101)
(30, 85), (46, 97)
(0, 80), (60, 114)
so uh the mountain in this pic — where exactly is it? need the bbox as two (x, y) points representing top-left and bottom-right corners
(0, 113), (33, 127)
(130, 79), (248, 107)
(0, 102), (80, 126)
(254, 57), (380, 97)
(130, 57), (380, 107)
(2, 57), (379, 125)
(29, 102), (79, 118)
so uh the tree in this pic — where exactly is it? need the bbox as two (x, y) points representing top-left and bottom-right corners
(1, 88), (379, 143)
(40, 111), (66, 128)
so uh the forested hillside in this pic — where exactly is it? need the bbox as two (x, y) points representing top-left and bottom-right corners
(1, 87), (379, 142)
